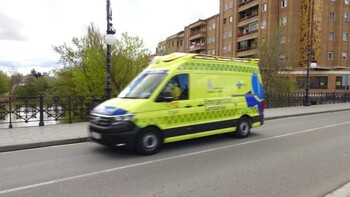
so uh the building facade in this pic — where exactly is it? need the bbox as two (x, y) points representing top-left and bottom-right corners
(156, 0), (350, 92)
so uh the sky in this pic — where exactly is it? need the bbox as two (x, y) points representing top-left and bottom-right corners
(0, 0), (219, 76)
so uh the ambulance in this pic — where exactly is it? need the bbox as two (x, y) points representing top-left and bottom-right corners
(89, 53), (264, 155)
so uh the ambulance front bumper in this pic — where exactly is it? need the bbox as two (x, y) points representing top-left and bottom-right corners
(89, 122), (141, 149)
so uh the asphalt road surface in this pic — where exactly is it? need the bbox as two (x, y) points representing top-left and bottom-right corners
(1, 111), (350, 197)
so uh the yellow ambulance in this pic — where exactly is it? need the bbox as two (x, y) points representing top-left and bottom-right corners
(89, 53), (264, 155)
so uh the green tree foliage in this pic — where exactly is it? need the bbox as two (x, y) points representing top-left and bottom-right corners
(0, 71), (10, 95)
(52, 23), (151, 98)
(258, 24), (298, 94)
(30, 69), (43, 78)
(12, 76), (48, 97)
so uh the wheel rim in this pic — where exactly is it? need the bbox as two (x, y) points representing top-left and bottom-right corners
(239, 121), (249, 135)
(142, 133), (158, 149)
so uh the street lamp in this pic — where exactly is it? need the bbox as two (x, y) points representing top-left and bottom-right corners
(304, 0), (317, 106)
(105, 0), (116, 100)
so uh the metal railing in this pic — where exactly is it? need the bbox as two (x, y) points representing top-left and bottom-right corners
(0, 95), (100, 129)
(265, 92), (350, 108)
(1, 92), (350, 128)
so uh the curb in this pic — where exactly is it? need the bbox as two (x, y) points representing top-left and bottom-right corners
(325, 181), (350, 197)
(264, 108), (350, 120)
(0, 137), (90, 153)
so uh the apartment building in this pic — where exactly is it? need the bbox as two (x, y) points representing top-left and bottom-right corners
(156, 0), (350, 92)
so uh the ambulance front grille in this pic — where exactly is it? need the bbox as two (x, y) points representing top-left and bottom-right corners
(90, 114), (113, 126)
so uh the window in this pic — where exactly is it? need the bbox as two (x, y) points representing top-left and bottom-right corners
(223, 46), (227, 52)
(160, 74), (189, 101)
(212, 49), (215, 55)
(281, 0), (287, 8)
(223, 18), (227, 24)
(207, 37), (212, 44)
(229, 0), (233, 8)
(208, 36), (213, 43)
(229, 16), (233, 23)
(345, 12), (350, 21)
(223, 32), (228, 39)
(239, 40), (248, 49)
(310, 77), (328, 89)
(343, 32), (349, 41)
(329, 32), (335, 40)
(336, 76), (347, 90)
(224, 3), (228, 11)
(342, 52), (348, 60)
(207, 50), (211, 55)
(261, 20), (266, 29)
(262, 3), (267, 12)
(330, 12), (336, 21)
(280, 17), (287, 26)
(228, 44), (232, 52)
(249, 22), (258, 31)
(328, 52), (334, 60)
(228, 30), (232, 38)
(280, 35), (286, 43)
(208, 25), (212, 31)
(212, 23), (216, 29)
(212, 36), (215, 42)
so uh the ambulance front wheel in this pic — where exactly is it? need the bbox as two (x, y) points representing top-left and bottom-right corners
(235, 117), (251, 138)
(136, 128), (162, 155)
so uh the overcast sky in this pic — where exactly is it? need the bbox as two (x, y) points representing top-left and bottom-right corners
(0, 0), (219, 75)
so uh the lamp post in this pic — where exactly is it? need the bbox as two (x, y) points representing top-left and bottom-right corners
(105, 0), (116, 100)
(304, 46), (317, 106)
(304, 0), (317, 106)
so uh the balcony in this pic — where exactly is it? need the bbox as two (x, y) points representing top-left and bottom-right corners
(189, 20), (206, 30)
(237, 29), (258, 37)
(238, 13), (258, 22)
(236, 48), (258, 57)
(189, 43), (206, 52)
(237, 30), (258, 42)
(189, 32), (207, 41)
(238, 0), (259, 12)
(238, 16), (259, 27)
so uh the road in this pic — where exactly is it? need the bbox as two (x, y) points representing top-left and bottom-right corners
(0, 111), (350, 197)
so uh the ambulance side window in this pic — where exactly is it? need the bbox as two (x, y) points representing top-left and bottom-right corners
(160, 74), (189, 101)
(177, 74), (189, 100)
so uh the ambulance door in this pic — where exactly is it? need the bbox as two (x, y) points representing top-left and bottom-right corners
(156, 74), (194, 139)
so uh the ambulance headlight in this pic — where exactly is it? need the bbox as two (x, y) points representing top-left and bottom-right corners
(111, 114), (134, 125)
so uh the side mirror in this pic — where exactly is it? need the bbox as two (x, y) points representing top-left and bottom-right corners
(156, 91), (174, 102)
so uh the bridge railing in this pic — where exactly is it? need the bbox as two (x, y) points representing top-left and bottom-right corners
(1, 93), (350, 128)
(0, 95), (102, 129)
(265, 92), (350, 108)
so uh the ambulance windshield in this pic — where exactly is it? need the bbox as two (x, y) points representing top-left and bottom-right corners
(118, 71), (167, 99)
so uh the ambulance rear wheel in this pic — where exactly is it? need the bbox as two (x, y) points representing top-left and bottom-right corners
(235, 118), (251, 138)
(136, 128), (162, 155)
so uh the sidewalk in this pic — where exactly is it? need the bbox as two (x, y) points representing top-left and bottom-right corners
(1, 103), (350, 152)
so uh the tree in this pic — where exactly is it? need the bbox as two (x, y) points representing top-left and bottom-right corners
(30, 69), (43, 78)
(52, 23), (151, 98)
(12, 76), (48, 97)
(0, 71), (10, 95)
(258, 24), (299, 94)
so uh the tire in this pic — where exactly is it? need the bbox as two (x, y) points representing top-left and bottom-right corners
(136, 128), (162, 155)
(234, 118), (251, 138)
